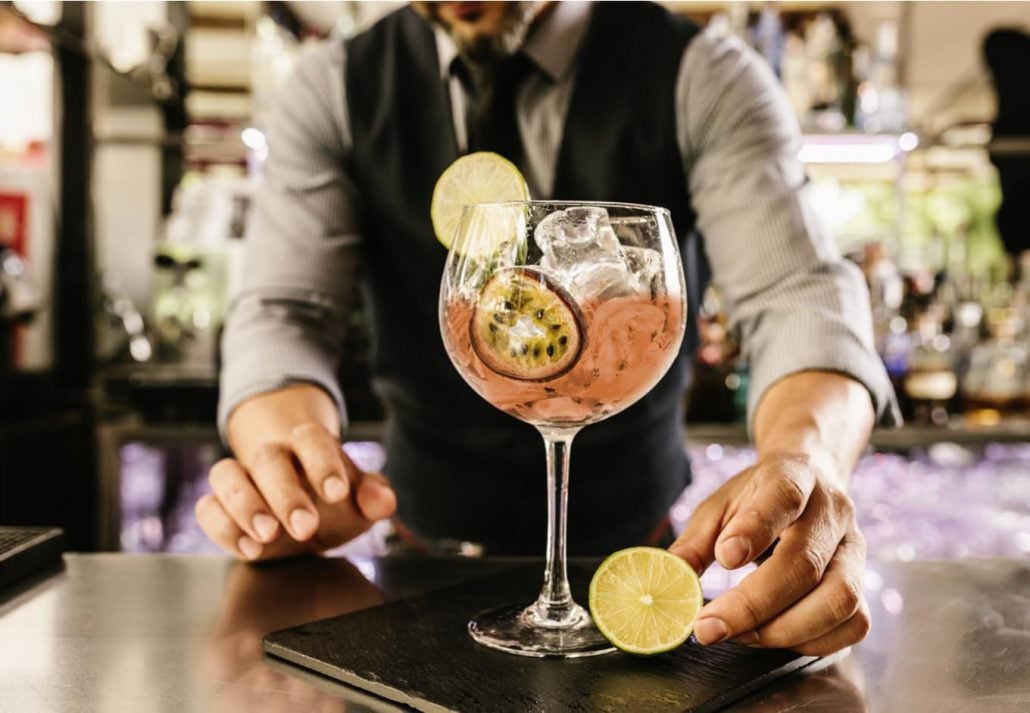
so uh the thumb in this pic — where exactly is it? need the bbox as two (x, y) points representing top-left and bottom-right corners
(668, 499), (725, 576)
(355, 471), (397, 522)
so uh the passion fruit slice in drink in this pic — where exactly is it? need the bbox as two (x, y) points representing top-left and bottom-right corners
(471, 268), (584, 381)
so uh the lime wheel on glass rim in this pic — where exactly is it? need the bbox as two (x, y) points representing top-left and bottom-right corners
(430, 151), (530, 254)
(589, 547), (704, 655)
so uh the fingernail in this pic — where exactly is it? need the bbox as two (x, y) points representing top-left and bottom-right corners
(695, 617), (729, 645)
(736, 630), (760, 645)
(238, 536), (261, 560)
(366, 481), (395, 516)
(252, 513), (278, 542)
(323, 475), (348, 502)
(716, 536), (750, 569)
(669, 550), (705, 577)
(289, 508), (317, 538)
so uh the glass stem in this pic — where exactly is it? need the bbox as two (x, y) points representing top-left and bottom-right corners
(531, 426), (582, 627)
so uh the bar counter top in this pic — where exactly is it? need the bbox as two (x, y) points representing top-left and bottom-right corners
(2, 554), (1029, 712)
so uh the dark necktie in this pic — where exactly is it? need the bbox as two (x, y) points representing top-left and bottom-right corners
(459, 53), (532, 168)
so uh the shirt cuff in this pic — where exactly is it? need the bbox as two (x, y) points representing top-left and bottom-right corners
(745, 310), (902, 434)
(217, 336), (347, 449)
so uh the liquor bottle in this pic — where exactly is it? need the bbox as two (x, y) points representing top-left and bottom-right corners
(963, 307), (1029, 424)
(903, 313), (957, 425)
(805, 13), (847, 132)
(753, 2), (784, 77)
(856, 21), (906, 133)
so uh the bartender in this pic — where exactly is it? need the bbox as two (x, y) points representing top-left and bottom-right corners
(197, 1), (898, 655)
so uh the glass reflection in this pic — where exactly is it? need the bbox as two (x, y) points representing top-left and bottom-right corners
(201, 557), (383, 711)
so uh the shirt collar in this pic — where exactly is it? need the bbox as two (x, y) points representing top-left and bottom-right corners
(434, 1), (594, 82)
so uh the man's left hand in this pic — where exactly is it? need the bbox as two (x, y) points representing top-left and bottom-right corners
(670, 451), (870, 656)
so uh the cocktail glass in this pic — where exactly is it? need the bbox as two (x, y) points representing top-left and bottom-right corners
(439, 201), (686, 657)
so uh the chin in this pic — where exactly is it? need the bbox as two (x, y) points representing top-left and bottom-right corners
(414, 1), (536, 63)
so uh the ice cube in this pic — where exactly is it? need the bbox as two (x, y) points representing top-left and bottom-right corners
(561, 260), (634, 303)
(534, 206), (621, 266)
(533, 207), (663, 303)
(622, 246), (665, 298)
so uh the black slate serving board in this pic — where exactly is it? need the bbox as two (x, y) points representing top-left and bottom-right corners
(264, 563), (823, 712)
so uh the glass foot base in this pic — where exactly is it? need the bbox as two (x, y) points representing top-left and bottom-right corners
(468, 603), (616, 658)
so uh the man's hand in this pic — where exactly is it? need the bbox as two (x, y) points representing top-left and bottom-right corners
(671, 371), (877, 656)
(196, 384), (397, 561)
(671, 452), (869, 655)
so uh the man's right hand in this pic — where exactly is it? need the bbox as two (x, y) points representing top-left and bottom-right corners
(195, 384), (397, 561)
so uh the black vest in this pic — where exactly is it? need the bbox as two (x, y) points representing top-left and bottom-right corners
(345, 2), (700, 555)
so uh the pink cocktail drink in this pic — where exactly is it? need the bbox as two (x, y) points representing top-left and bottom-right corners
(442, 291), (683, 426)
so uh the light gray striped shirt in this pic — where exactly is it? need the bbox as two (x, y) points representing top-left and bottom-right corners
(219, 1), (900, 440)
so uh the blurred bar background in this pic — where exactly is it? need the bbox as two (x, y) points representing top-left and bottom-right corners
(0, 1), (1028, 561)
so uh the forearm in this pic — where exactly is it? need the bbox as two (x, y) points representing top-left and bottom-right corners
(217, 39), (358, 457)
(226, 383), (341, 467)
(752, 370), (874, 488)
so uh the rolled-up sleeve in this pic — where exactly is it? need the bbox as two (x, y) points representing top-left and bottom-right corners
(218, 40), (361, 442)
(677, 31), (900, 429)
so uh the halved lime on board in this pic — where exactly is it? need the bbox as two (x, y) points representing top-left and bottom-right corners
(470, 267), (584, 382)
(430, 152), (530, 255)
(589, 547), (704, 655)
